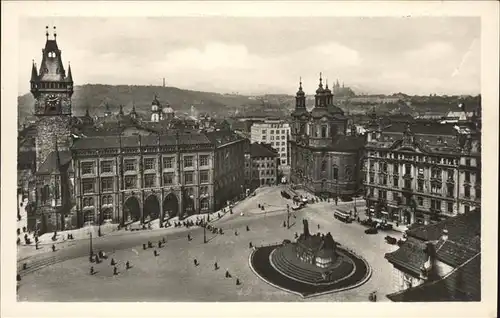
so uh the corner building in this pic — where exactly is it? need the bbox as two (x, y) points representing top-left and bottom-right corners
(289, 75), (364, 196)
(363, 114), (481, 225)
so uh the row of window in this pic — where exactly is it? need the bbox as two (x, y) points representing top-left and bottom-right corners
(81, 155), (211, 175)
(82, 171), (211, 193)
(368, 151), (459, 166)
(261, 129), (287, 134)
(271, 141), (287, 147)
(262, 135), (287, 141)
(368, 162), (475, 182)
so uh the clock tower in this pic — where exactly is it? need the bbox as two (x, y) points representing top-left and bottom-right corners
(31, 26), (73, 168)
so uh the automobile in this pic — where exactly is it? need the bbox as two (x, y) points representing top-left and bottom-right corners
(340, 195), (353, 202)
(379, 223), (394, 231)
(281, 191), (291, 199)
(364, 227), (378, 234)
(292, 205), (302, 211)
(384, 235), (397, 244)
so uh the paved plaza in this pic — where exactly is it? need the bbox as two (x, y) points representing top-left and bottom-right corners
(17, 186), (402, 302)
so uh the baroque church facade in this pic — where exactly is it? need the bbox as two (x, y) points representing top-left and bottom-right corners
(23, 28), (245, 234)
(289, 74), (365, 197)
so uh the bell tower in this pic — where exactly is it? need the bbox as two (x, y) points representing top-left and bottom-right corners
(31, 26), (73, 168)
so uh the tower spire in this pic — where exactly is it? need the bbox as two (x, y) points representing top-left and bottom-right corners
(299, 77), (302, 90)
(53, 26), (57, 39)
(66, 62), (73, 82)
(319, 72), (323, 87)
(31, 59), (38, 82)
(45, 26), (49, 40)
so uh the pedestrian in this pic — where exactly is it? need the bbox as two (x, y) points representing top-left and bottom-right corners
(35, 241), (39, 250)
(143, 243), (147, 250)
(396, 221), (399, 227)
(246, 225), (250, 232)
(154, 250), (158, 257)
(249, 242), (253, 249)
(234, 230), (238, 236)
(113, 266), (118, 276)
(194, 259), (198, 266)
(214, 262), (219, 270)
(51, 244), (56, 252)
(236, 278), (241, 285)
(158, 241), (162, 248)
(294, 232), (298, 239)
(225, 270), (231, 278)
(90, 266), (95, 275)
(188, 234), (192, 241)
(111, 258), (116, 266)
(126, 261), (131, 269)
(17, 274), (22, 282)
(283, 221), (286, 228)
(95, 255), (101, 264)
(162, 237), (166, 244)
(148, 241), (153, 248)
(317, 224), (320, 229)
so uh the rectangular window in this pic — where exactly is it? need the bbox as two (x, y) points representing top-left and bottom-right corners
(124, 176), (137, 189)
(200, 155), (209, 166)
(184, 156), (194, 168)
(281, 159), (286, 164)
(261, 129), (267, 134)
(184, 171), (194, 184)
(464, 205), (470, 214)
(163, 173), (174, 185)
(270, 130), (274, 134)
(447, 202), (453, 213)
(82, 179), (95, 194)
(417, 180), (424, 192)
(200, 170), (209, 184)
(282, 129), (286, 134)
(270, 136), (274, 140)
(405, 164), (411, 175)
(393, 176), (398, 187)
(404, 180), (411, 189)
(465, 172), (470, 182)
(281, 135), (286, 140)
(262, 135), (267, 140)
(464, 186), (470, 198)
(101, 161), (113, 173)
(101, 177), (113, 192)
(124, 159), (136, 171)
(163, 157), (174, 169)
(144, 158), (156, 170)
(465, 159), (471, 166)
(431, 182), (441, 194)
(447, 184), (454, 197)
(369, 173), (374, 184)
(281, 142), (285, 146)
(417, 197), (423, 206)
(333, 167), (338, 180)
(144, 174), (156, 188)
(82, 162), (94, 175)
(382, 176), (387, 185)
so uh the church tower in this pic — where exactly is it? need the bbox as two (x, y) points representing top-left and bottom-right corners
(31, 26), (73, 169)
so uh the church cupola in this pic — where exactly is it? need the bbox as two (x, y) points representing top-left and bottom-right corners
(130, 104), (137, 119)
(324, 79), (333, 106)
(295, 77), (306, 109)
(314, 73), (326, 108)
(151, 94), (162, 122)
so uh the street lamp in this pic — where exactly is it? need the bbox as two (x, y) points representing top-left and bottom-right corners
(286, 204), (290, 229)
(88, 227), (93, 262)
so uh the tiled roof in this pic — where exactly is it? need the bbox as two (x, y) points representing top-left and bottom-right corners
(72, 131), (213, 150)
(383, 122), (458, 136)
(204, 130), (244, 147)
(37, 150), (72, 174)
(407, 210), (481, 250)
(435, 239), (479, 267)
(385, 237), (428, 276)
(250, 143), (278, 158)
(387, 253), (480, 302)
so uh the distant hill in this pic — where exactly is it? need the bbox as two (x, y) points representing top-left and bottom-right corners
(18, 84), (263, 122)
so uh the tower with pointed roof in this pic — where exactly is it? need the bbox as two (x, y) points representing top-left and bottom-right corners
(31, 26), (73, 169)
(151, 94), (162, 122)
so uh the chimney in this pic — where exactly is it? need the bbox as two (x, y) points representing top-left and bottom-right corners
(441, 228), (449, 241)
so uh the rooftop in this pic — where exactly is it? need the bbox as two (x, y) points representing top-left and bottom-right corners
(250, 142), (278, 158)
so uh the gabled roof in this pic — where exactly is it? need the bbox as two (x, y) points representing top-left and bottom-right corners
(37, 150), (72, 174)
(407, 210), (481, 250)
(385, 237), (428, 276)
(38, 39), (67, 82)
(387, 253), (480, 302)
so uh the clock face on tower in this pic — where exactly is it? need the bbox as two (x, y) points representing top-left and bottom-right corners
(45, 94), (60, 112)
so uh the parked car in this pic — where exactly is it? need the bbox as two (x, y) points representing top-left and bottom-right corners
(385, 235), (397, 244)
(379, 223), (393, 231)
(364, 227), (378, 234)
(280, 191), (291, 199)
(340, 195), (353, 202)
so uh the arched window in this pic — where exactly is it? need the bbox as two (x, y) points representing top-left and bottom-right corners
(333, 166), (339, 180)
(200, 198), (209, 211)
(321, 126), (327, 138)
(107, 196), (113, 205)
(89, 197), (94, 206)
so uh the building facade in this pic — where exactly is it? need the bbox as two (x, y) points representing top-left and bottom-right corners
(289, 75), (365, 197)
(250, 118), (290, 166)
(244, 142), (279, 188)
(363, 115), (481, 225)
(25, 28), (245, 233)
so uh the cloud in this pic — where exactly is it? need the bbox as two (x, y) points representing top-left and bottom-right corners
(18, 17), (481, 96)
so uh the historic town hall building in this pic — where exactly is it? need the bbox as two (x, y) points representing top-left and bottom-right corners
(289, 75), (364, 197)
(21, 28), (245, 233)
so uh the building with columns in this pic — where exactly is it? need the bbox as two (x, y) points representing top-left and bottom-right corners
(22, 27), (245, 234)
(362, 109), (481, 225)
(289, 74), (365, 197)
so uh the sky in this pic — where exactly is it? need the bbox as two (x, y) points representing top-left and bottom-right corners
(18, 17), (481, 96)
